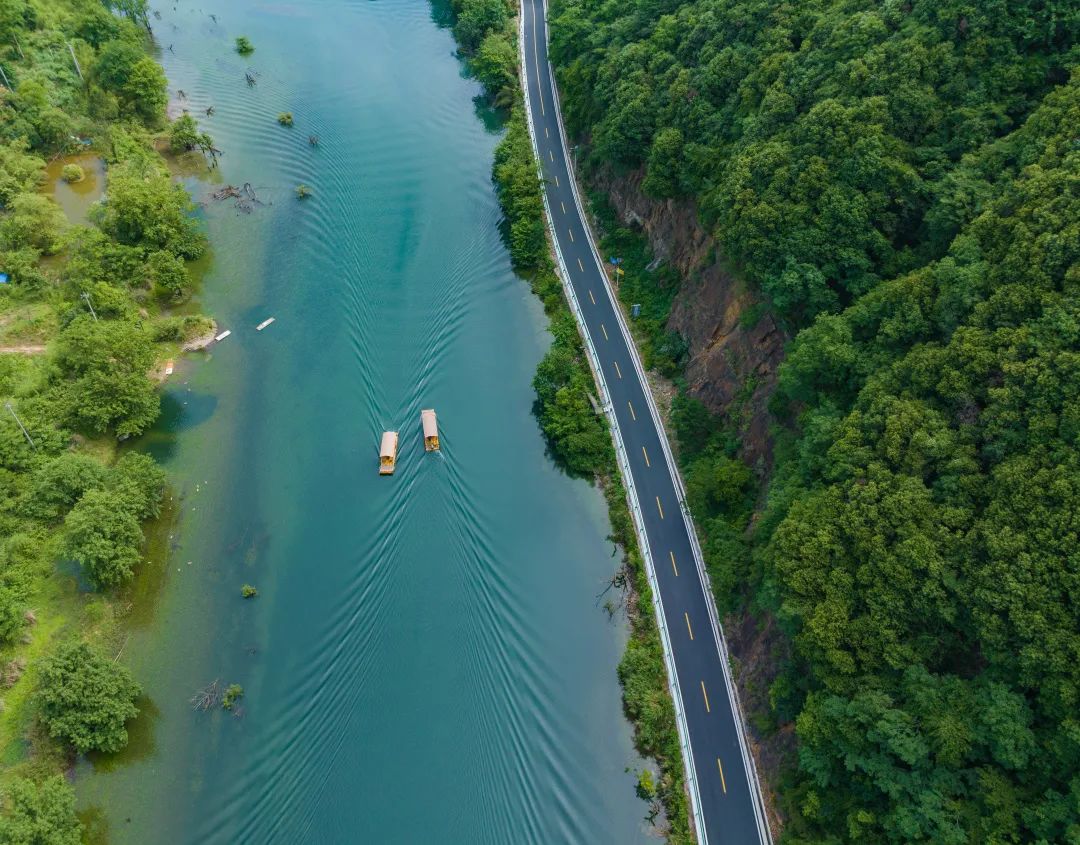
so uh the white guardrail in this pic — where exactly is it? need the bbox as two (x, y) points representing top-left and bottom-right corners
(518, 4), (774, 843)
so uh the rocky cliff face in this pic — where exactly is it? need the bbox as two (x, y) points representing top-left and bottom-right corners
(591, 168), (786, 473)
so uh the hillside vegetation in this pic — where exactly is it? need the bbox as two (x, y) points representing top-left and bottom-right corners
(549, 0), (1080, 842)
(0, 0), (212, 836)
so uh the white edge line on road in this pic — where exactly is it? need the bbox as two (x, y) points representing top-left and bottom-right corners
(532, 2), (774, 841)
(518, 4), (710, 842)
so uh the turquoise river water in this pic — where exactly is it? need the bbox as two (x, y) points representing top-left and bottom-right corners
(75, 1), (649, 842)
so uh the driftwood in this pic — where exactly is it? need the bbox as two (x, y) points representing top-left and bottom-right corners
(210, 183), (262, 213)
(308, 135), (319, 147)
(245, 72), (257, 87)
(191, 679), (221, 711)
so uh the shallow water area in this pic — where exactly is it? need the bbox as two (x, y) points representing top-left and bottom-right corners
(75, 1), (651, 843)
(42, 154), (106, 224)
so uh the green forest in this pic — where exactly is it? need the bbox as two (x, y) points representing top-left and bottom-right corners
(0, 0), (213, 838)
(547, 0), (1080, 842)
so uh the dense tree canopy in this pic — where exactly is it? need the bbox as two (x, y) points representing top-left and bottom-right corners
(551, 0), (1078, 326)
(550, 0), (1079, 841)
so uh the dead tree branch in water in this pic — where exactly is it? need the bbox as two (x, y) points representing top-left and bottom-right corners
(191, 679), (221, 711)
(210, 183), (263, 213)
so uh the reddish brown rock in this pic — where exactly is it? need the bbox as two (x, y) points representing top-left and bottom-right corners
(591, 168), (787, 473)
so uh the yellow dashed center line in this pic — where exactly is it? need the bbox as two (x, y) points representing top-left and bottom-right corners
(717, 759), (727, 794)
(656, 496), (664, 519)
(670, 551), (678, 576)
(628, 401), (636, 420)
(588, 290), (596, 305)
(530, 0), (545, 116)
(568, 228), (575, 243)
(600, 323), (608, 340)
(685, 612), (694, 640)
(701, 681), (711, 713)
(577, 257), (584, 272)
(642, 445), (651, 467)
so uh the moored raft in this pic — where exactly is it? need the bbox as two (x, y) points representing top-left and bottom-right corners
(421, 409), (439, 452)
(379, 431), (399, 475)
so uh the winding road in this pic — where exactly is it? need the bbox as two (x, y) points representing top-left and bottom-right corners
(519, 1), (772, 842)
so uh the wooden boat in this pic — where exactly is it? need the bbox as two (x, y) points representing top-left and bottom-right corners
(421, 409), (439, 452)
(379, 431), (399, 475)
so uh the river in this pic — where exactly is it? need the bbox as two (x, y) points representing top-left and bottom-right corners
(74, 1), (649, 842)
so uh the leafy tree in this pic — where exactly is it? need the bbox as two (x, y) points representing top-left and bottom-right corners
(36, 641), (140, 754)
(52, 316), (160, 438)
(22, 453), (108, 523)
(93, 41), (166, 124)
(0, 776), (82, 845)
(0, 194), (65, 254)
(0, 141), (43, 207)
(62, 490), (144, 588)
(91, 165), (206, 258)
(145, 250), (188, 299)
(472, 31), (516, 101)
(108, 452), (166, 520)
(452, 0), (508, 53)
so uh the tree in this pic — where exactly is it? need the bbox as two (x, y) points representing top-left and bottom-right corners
(472, 31), (516, 101)
(453, 0), (508, 53)
(0, 0), (27, 46)
(91, 165), (206, 258)
(52, 316), (160, 438)
(62, 489), (144, 588)
(146, 250), (188, 299)
(93, 41), (166, 124)
(0, 140), (43, 207)
(0, 777), (82, 845)
(0, 194), (65, 254)
(22, 453), (108, 523)
(168, 114), (216, 164)
(108, 452), (166, 520)
(37, 641), (140, 754)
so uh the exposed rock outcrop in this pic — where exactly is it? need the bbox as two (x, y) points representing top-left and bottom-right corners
(591, 168), (787, 473)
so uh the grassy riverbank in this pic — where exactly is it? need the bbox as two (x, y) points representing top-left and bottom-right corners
(444, 1), (692, 839)
(0, 1), (213, 836)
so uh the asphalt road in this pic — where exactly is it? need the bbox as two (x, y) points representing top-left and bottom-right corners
(520, 2), (770, 842)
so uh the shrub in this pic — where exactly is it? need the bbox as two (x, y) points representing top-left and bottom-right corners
(234, 36), (254, 55)
(241, 584), (258, 598)
(277, 112), (293, 126)
(221, 684), (243, 710)
(60, 164), (84, 183)
(295, 184), (312, 199)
